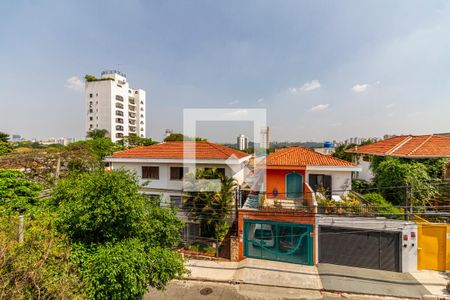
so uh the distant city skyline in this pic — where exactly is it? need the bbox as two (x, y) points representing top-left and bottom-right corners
(1, 1), (450, 142)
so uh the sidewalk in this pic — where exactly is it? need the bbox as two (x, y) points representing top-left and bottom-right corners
(187, 258), (323, 291)
(184, 258), (448, 299)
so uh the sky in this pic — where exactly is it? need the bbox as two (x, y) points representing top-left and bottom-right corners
(1, 0), (450, 143)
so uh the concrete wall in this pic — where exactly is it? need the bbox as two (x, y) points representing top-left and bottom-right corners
(316, 216), (418, 273)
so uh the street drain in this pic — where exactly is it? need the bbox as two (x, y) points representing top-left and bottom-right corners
(199, 287), (213, 296)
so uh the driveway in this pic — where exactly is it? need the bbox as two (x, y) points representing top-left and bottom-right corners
(317, 263), (430, 298)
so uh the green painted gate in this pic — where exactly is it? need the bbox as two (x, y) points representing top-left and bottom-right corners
(244, 220), (313, 265)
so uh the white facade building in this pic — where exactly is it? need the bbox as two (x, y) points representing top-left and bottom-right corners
(237, 134), (248, 151)
(85, 70), (146, 142)
(105, 141), (251, 241)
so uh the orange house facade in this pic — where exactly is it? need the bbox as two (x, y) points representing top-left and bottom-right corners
(237, 147), (360, 265)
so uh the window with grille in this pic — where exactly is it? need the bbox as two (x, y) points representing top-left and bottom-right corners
(142, 166), (159, 179)
(170, 167), (187, 180)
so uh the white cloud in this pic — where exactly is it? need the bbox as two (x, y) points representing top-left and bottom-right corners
(289, 80), (321, 93)
(386, 102), (396, 109)
(228, 100), (240, 105)
(257, 98), (264, 103)
(65, 76), (84, 92)
(351, 83), (369, 93)
(311, 104), (329, 112)
(224, 109), (249, 117)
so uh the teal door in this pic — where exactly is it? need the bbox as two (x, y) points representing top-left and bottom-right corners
(286, 173), (302, 198)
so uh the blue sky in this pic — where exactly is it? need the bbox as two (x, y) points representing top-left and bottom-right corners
(1, 1), (450, 143)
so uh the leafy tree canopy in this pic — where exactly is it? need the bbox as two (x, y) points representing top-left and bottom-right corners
(86, 129), (109, 140)
(52, 170), (185, 298)
(164, 133), (207, 142)
(0, 131), (9, 143)
(373, 157), (439, 206)
(0, 169), (42, 214)
(118, 134), (158, 148)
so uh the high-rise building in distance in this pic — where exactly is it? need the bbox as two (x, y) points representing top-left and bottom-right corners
(85, 70), (146, 142)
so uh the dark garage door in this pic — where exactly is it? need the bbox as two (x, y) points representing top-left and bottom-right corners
(319, 226), (401, 272)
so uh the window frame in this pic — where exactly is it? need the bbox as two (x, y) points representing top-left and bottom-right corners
(142, 166), (159, 180)
(170, 167), (187, 181)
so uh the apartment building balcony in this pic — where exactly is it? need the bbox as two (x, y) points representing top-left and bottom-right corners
(116, 125), (124, 131)
(128, 97), (135, 105)
(129, 119), (136, 125)
(129, 105), (136, 112)
(116, 103), (124, 109)
(116, 118), (124, 124)
(129, 126), (136, 133)
(129, 112), (136, 118)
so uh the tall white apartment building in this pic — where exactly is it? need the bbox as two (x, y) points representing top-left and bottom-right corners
(85, 70), (146, 142)
(237, 134), (248, 150)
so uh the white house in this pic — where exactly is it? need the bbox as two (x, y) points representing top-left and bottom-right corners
(104, 141), (252, 240)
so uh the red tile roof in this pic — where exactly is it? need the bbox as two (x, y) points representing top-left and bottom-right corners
(265, 147), (355, 167)
(346, 135), (450, 158)
(110, 141), (250, 160)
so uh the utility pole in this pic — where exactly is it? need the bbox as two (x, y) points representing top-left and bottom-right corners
(403, 183), (409, 221)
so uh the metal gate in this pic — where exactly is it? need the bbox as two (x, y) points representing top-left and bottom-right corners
(418, 223), (449, 271)
(244, 220), (313, 265)
(319, 226), (401, 272)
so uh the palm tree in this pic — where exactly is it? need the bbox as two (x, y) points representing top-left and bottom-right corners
(86, 129), (108, 140)
(183, 168), (236, 240)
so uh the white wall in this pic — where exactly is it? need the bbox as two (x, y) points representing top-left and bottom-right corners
(111, 160), (246, 205)
(316, 216), (418, 272)
(306, 170), (352, 195)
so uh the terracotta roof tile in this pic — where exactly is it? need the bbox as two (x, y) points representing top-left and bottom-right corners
(265, 146), (355, 167)
(346, 135), (450, 158)
(110, 141), (250, 160)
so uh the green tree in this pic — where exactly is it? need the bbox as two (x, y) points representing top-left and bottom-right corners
(0, 169), (42, 214)
(0, 169), (82, 298)
(184, 168), (235, 240)
(0, 132), (12, 155)
(332, 144), (357, 162)
(373, 157), (439, 206)
(86, 129), (109, 140)
(0, 132), (9, 143)
(119, 134), (158, 148)
(164, 133), (207, 142)
(53, 170), (185, 299)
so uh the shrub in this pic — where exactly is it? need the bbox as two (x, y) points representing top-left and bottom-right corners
(364, 192), (403, 216)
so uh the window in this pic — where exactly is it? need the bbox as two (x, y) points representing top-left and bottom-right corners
(96, 93), (98, 96)
(89, 101), (93, 105)
(140, 114), (144, 118)
(89, 109), (93, 113)
(141, 107), (144, 111)
(140, 101), (144, 105)
(115, 95), (124, 101)
(89, 116), (93, 121)
(89, 124), (93, 129)
(89, 93), (93, 98)
(140, 128), (144, 131)
(116, 125), (124, 131)
(142, 166), (159, 179)
(116, 103), (124, 109)
(115, 133), (123, 138)
(309, 174), (332, 195)
(170, 167), (187, 180)
(170, 196), (182, 209)
(116, 110), (124, 116)
(135, 91), (139, 94)
(116, 118), (123, 124)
